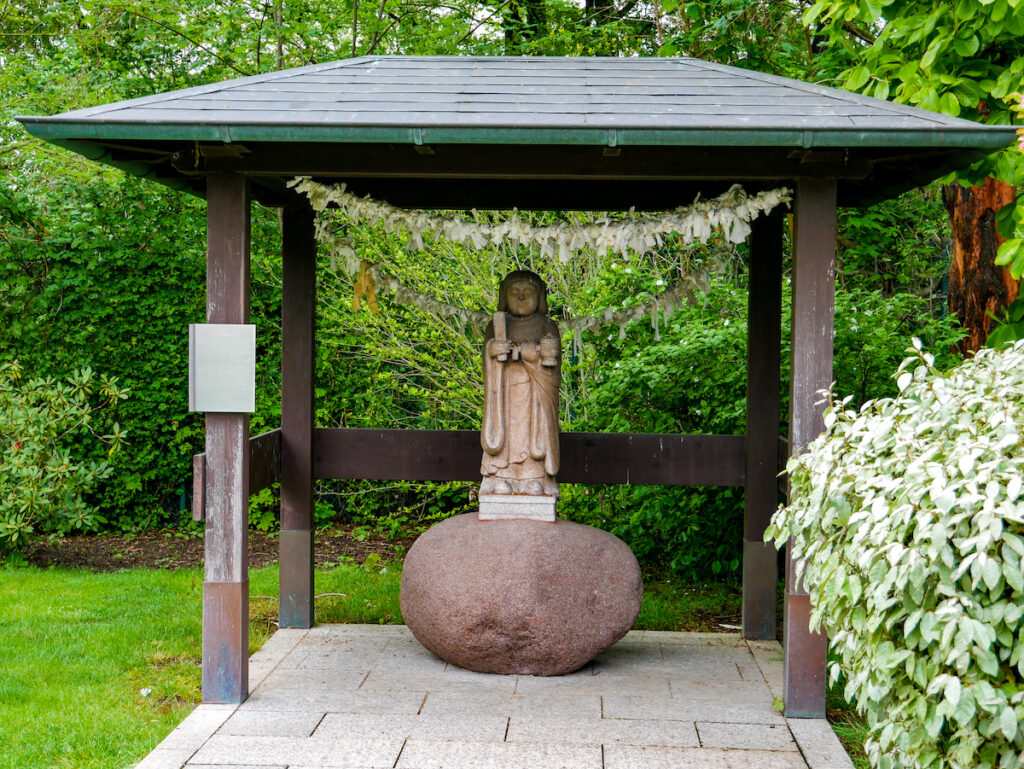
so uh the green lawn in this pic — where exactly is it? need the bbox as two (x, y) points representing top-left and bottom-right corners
(0, 561), (405, 769)
(0, 567), (207, 769)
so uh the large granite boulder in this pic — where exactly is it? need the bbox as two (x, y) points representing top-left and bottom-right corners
(400, 513), (643, 675)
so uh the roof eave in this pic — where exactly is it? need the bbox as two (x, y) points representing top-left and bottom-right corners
(18, 117), (1017, 151)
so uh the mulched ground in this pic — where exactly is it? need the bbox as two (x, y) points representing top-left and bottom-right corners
(23, 525), (417, 572)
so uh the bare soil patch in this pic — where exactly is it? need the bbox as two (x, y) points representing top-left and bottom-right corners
(23, 525), (416, 572)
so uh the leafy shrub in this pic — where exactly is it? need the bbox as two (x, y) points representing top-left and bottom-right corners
(561, 278), (751, 578)
(766, 341), (1024, 769)
(838, 187), (949, 299)
(0, 362), (128, 551)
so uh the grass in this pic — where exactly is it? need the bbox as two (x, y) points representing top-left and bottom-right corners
(635, 574), (741, 631)
(0, 559), (401, 769)
(1, 556), (863, 769)
(0, 567), (204, 769)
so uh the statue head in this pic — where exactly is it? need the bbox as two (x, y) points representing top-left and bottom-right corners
(497, 270), (548, 317)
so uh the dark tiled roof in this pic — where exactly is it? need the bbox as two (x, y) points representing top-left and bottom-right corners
(23, 56), (1010, 145)
(17, 56), (1017, 206)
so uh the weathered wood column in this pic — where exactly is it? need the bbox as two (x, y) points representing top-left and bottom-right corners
(279, 202), (317, 628)
(784, 178), (836, 717)
(743, 208), (784, 640)
(202, 173), (252, 703)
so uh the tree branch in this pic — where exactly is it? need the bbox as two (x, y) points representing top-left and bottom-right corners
(843, 20), (875, 46)
(115, 7), (252, 77)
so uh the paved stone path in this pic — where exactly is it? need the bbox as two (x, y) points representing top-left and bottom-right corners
(135, 625), (853, 769)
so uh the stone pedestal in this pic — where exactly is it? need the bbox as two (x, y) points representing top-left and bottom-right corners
(478, 494), (556, 522)
(400, 513), (643, 676)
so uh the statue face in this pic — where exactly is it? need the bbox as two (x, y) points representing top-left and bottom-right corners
(506, 280), (540, 317)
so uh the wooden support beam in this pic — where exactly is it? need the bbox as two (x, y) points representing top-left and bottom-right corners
(202, 173), (251, 704)
(190, 143), (872, 181)
(314, 429), (745, 487)
(784, 177), (836, 718)
(743, 209), (784, 641)
(279, 203), (317, 629)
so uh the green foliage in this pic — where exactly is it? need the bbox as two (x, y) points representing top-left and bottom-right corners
(804, 0), (1024, 131)
(832, 289), (964, 405)
(561, 264), (962, 580)
(994, 97), (1024, 278)
(985, 295), (1024, 349)
(838, 188), (950, 298)
(767, 341), (1024, 769)
(0, 0), (974, 590)
(657, 0), (846, 80)
(0, 362), (127, 551)
(560, 277), (749, 579)
(804, 0), (1024, 267)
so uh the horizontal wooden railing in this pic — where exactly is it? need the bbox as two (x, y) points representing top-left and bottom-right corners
(193, 427), (749, 520)
(313, 429), (745, 486)
(193, 428), (282, 521)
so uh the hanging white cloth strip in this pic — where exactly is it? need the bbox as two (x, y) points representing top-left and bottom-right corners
(292, 177), (791, 338)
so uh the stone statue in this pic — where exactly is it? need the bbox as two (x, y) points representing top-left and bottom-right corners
(479, 270), (561, 505)
(401, 272), (642, 672)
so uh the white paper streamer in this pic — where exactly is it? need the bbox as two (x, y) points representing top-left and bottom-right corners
(290, 177), (791, 257)
(297, 178), (792, 343)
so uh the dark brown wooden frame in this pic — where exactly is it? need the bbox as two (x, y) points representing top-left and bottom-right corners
(195, 171), (832, 719)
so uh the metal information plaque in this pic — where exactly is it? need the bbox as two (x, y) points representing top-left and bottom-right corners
(188, 324), (257, 413)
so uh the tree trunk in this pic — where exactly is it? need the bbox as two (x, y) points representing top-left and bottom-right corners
(942, 178), (1019, 355)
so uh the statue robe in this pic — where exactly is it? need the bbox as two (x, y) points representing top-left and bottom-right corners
(480, 314), (560, 484)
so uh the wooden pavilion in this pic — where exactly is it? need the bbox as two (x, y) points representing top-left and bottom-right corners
(18, 56), (1015, 718)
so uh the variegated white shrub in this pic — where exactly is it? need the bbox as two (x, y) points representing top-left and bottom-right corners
(767, 339), (1024, 769)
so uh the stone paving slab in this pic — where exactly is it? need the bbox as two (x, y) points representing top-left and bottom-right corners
(604, 745), (810, 769)
(133, 625), (853, 769)
(359, 669), (518, 694)
(512, 669), (672, 696)
(697, 721), (799, 751)
(189, 735), (404, 767)
(396, 739), (601, 769)
(602, 691), (787, 725)
(788, 719), (859, 769)
(219, 709), (326, 737)
(505, 714), (700, 746)
(239, 687), (426, 714)
(314, 713), (510, 742)
(419, 690), (604, 719)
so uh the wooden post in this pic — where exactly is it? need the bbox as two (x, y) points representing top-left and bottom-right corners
(279, 202), (317, 628)
(202, 173), (251, 704)
(784, 178), (836, 718)
(743, 208), (783, 640)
